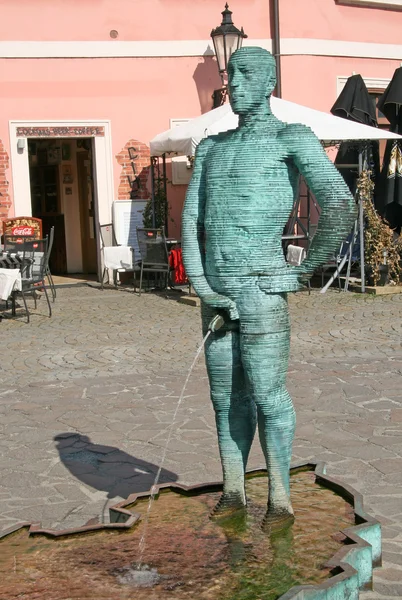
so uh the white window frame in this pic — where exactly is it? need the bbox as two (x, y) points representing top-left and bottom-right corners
(337, 76), (390, 97)
(337, 0), (402, 10)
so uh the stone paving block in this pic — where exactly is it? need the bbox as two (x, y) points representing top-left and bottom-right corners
(342, 422), (377, 438)
(369, 434), (402, 447)
(373, 583), (402, 596)
(338, 443), (397, 460)
(390, 409), (402, 422)
(366, 496), (402, 516)
(1, 502), (81, 525)
(382, 526), (402, 540)
(370, 458), (402, 474)
(363, 400), (401, 411)
(383, 551), (402, 566)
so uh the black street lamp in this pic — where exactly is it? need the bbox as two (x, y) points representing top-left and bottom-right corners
(211, 3), (247, 86)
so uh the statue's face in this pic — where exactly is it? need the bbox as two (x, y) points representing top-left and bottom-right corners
(227, 51), (276, 115)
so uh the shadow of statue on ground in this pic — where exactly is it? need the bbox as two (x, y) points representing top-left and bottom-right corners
(54, 433), (178, 501)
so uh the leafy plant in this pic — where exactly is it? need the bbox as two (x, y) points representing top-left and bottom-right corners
(358, 169), (402, 286)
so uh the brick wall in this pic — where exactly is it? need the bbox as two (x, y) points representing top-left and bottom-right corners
(0, 141), (10, 219)
(116, 140), (151, 201)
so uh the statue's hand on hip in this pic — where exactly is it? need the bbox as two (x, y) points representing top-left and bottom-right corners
(202, 293), (239, 321)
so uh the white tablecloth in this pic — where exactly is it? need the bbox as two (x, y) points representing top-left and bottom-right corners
(103, 246), (134, 270)
(0, 268), (21, 300)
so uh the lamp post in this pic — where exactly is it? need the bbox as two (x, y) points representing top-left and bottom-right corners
(211, 3), (247, 107)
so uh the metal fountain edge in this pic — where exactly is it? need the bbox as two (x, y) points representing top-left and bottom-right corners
(0, 460), (381, 600)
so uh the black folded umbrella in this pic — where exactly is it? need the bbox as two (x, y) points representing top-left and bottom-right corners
(375, 68), (402, 232)
(377, 67), (402, 126)
(331, 74), (377, 126)
(331, 74), (379, 194)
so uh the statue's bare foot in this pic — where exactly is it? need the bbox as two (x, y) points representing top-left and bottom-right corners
(261, 507), (295, 532)
(210, 492), (246, 519)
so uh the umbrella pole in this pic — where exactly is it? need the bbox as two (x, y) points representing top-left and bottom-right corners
(150, 157), (156, 228)
(359, 149), (366, 293)
(345, 218), (358, 291)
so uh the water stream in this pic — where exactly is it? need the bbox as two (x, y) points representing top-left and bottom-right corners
(135, 330), (211, 581)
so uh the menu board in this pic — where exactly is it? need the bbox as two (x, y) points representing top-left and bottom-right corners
(112, 200), (147, 260)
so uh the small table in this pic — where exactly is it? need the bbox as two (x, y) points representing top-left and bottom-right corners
(0, 253), (34, 318)
(0, 268), (21, 301)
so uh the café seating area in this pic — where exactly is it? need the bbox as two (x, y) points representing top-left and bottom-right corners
(0, 214), (189, 322)
(0, 217), (55, 323)
(100, 221), (187, 294)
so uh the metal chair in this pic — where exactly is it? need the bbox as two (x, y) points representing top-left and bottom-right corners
(12, 238), (52, 323)
(99, 223), (140, 291)
(319, 235), (361, 292)
(319, 252), (343, 292)
(136, 227), (170, 296)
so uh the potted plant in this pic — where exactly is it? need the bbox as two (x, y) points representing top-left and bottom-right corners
(358, 170), (402, 286)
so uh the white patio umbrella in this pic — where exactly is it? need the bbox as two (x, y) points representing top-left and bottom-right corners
(150, 97), (402, 157)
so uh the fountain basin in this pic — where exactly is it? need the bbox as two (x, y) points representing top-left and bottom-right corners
(0, 462), (381, 600)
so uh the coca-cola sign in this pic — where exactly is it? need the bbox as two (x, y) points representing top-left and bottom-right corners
(11, 226), (34, 236)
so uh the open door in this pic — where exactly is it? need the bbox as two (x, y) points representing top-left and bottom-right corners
(77, 148), (97, 273)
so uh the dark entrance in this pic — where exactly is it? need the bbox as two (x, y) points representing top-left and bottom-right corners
(29, 149), (67, 274)
(28, 138), (96, 275)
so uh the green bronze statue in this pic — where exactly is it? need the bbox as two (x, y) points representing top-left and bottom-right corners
(182, 47), (355, 528)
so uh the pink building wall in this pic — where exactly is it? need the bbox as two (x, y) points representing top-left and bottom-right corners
(282, 55), (402, 111)
(0, 0), (271, 41)
(1, 0), (402, 260)
(280, 0), (402, 44)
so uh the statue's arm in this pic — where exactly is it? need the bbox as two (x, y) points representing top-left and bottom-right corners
(288, 124), (357, 277)
(182, 139), (239, 319)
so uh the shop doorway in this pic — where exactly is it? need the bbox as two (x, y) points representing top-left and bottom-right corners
(28, 138), (97, 274)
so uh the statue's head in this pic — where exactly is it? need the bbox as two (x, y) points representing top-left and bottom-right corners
(227, 47), (277, 115)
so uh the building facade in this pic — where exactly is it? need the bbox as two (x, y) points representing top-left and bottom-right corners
(1, 0), (402, 275)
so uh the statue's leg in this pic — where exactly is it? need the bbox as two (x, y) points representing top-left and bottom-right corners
(239, 292), (295, 527)
(204, 320), (257, 513)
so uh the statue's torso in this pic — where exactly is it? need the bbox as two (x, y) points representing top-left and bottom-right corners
(204, 126), (298, 284)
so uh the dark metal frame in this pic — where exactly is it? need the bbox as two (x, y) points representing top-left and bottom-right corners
(11, 237), (52, 324)
(320, 144), (369, 293)
(136, 227), (170, 296)
(282, 175), (320, 252)
(150, 155), (169, 234)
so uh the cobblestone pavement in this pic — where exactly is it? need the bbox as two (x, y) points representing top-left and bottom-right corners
(1, 285), (402, 598)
